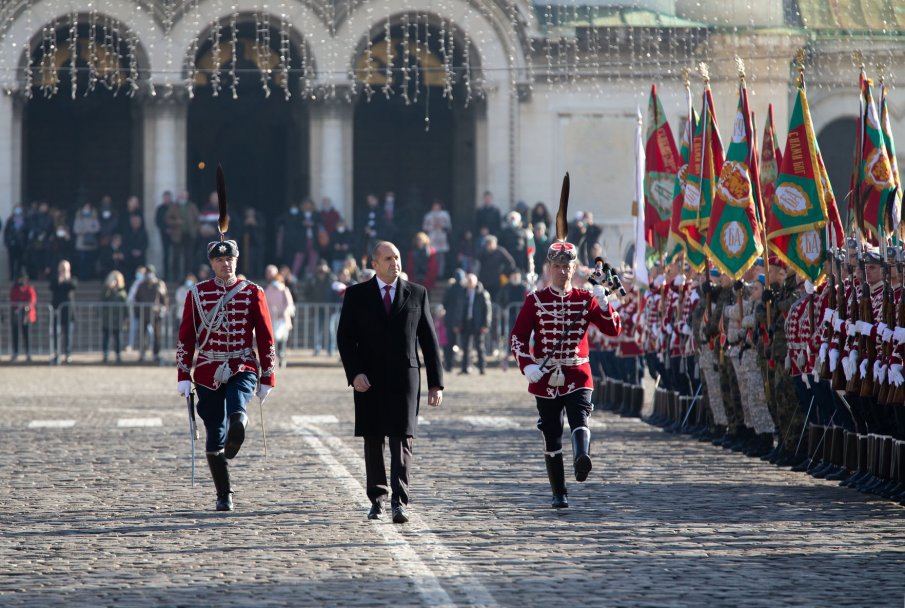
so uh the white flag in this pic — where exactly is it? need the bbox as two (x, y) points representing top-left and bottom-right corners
(634, 106), (649, 286)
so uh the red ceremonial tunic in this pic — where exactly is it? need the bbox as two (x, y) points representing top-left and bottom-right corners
(510, 285), (621, 398)
(176, 276), (277, 390)
(616, 286), (643, 357)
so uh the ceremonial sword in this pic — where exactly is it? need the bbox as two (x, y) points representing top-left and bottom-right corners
(186, 391), (198, 487)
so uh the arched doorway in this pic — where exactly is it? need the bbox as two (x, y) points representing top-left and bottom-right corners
(817, 116), (858, 226)
(352, 19), (477, 261)
(24, 21), (140, 214)
(186, 16), (308, 277)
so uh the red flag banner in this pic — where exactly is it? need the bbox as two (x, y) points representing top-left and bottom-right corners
(644, 84), (681, 248)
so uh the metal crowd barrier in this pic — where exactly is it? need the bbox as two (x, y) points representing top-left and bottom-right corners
(0, 300), (526, 362)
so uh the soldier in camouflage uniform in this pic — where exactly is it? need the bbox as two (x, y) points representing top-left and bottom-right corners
(764, 264), (806, 463)
(704, 271), (744, 445)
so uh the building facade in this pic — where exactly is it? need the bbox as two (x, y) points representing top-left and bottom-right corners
(0, 0), (902, 275)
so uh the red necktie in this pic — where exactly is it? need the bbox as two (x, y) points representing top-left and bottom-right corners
(383, 285), (393, 314)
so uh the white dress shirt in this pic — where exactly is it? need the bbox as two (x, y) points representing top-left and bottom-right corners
(376, 277), (399, 305)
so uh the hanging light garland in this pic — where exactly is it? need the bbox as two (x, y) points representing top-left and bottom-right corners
(2, 0), (899, 110)
(229, 12), (238, 99)
(279, 6), (291, 101)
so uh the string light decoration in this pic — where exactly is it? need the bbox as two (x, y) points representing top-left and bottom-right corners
(209, 18), (221, 97)
(85, 9), (98, 96)
(0, 0), (900, 112)
(279, 7), (291, 101)
(229, 12), (238, 99)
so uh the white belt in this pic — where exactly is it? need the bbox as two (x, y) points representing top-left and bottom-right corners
(542, 356), (589, 366)
(199, 347), (253, 361)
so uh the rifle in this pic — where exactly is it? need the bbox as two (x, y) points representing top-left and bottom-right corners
(831, 253), (852, 391)
(892, 247), (905, 404)
(852, 248), (874, 396)
(819, 246), (838, 379)
(876, 242), (894, 401)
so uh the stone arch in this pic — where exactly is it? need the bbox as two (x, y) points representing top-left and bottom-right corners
(0, 0), (158, 90)
(166, 0), (324, 84)
(335, 0), (526, 87)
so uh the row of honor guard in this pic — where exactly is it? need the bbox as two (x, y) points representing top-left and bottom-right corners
(592, 241), (905, 506)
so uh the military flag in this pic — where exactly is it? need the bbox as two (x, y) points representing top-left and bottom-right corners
(767, 77), (833, 284)
(705, 78), (763, 279)
(634, 107), (650, 286)
(758, 104), (782, 231)
(667, 77), (698, 260)
(644, 84), (681, 249)
(679, 78), (724, 271)
(879, 80), (902, 232)
(855, 76), (897, 240)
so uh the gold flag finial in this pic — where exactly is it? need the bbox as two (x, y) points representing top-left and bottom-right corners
(681, 66), (691, 88)
(852, 49), (865, 70)
(697, 61), (710, 85)
(794, 48), (806, 85)
(877, 62), (887, 85)
(735, 55), (746, 81)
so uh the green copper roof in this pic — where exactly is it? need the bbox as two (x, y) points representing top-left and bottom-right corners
(797, 0), (905, 32)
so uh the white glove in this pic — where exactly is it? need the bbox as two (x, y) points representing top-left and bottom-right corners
(878, 322), (888, 337)
(821, 308), (835, 324)
(257, 383), (273, 403)
(890, 363), (904, 387)
(841, 354), (854, 380)
(845, 321), (858, 337)
(882, 327), (894, 343)
(859, 358), (868, 380)
(680, 322), (692, 336)
(829, 348), (840, 372)
(592, 284), (609, 301)
(673, 274), (686, 287)
(177, 380), (192, 398)
(804, 281), (815, 294)
(874, 360), (887, 382)
(856, 320), (874, 337)
(653, 275), (666, 288)
(524, 364), (546, 383)
(664, 323), (674, 335)
(894, 327), (905, 344)
(817, 342), (828, 364)
(833, 317), (844, 332)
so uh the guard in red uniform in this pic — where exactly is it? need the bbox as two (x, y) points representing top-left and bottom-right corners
(510, 233), (621, 508)
(176, 237), (276, 511)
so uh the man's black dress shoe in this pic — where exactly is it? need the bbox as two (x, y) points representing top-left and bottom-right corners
(368, 502), (384, 520)
(392, 505), (409, 524)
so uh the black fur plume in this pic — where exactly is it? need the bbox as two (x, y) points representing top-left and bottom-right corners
(555, 172), (570, 242)
(216, 163), (228, 240)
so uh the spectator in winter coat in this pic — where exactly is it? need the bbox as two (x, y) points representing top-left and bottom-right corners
(405, 232), (439, 290)
(9, 270), (37, 361)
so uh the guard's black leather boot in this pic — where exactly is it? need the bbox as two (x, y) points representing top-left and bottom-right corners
(631, 386), (644, 418)
(571, 427), (592, 482)
(224, 411), (248, 459)
(544, 454), (568, 508)
(206, 452), (233, 511)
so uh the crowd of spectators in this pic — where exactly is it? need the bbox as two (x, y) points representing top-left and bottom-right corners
(3, 187), (607, 366)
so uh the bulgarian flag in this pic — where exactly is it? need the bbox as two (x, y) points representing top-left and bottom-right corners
(679, 85), (724, 272)
(767, 79), (833, 284)
(880, 81), (902, 232)
(705, 79), (763, 279)
(667, 103), (699, 259)
(758, 104), (782, 231)
(644, 84), (681, 249)
(855, 76), (897, 240)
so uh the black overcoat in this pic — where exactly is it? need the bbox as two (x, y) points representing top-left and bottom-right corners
(337, 277), (444, 437)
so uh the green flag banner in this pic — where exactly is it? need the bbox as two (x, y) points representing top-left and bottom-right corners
(705, 80), (763, 279)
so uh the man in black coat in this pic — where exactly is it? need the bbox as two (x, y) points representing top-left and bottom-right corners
(336, 241), (444, 524)
(449, 273), (492, 374)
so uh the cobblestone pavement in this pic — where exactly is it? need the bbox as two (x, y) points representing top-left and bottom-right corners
(1, 357), (904, 607)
